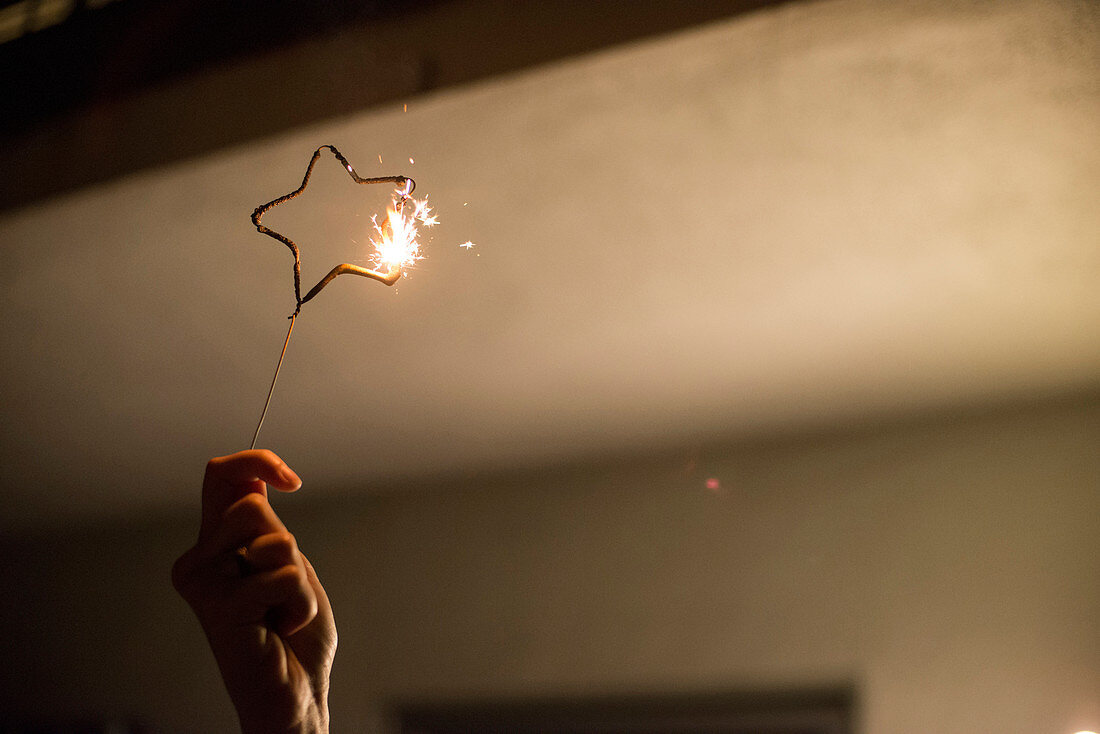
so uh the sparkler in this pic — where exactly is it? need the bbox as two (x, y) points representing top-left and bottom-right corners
(248, 144), (434, 449)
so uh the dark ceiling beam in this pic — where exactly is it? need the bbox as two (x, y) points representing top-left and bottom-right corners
(1, 0), (788, 212)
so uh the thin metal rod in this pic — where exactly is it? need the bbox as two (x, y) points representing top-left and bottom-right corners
(250, 314), (296, 450)
(299, 262), (401, 307)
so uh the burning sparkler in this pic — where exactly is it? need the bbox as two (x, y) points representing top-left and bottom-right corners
(247, 144), (436, 449)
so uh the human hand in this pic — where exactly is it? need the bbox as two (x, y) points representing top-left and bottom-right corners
(172, 450), (336, 734)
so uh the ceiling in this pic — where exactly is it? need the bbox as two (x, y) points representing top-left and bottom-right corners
(1, 0), (777, 210)
(1, 0), (1097, 531)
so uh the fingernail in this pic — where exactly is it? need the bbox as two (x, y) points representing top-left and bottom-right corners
(280, 465), (302, 489)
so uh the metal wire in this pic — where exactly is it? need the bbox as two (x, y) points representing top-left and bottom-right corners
(247, 145), (414, 447)
(251, 144), (414, 317)
(250, 313), (296, 450)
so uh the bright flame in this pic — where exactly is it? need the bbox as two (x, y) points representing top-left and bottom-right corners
(371, 203), (420, 271)
(368, 188), (437, 272)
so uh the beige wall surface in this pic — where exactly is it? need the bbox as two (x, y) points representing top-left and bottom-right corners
(1, 0), (1097, 529)
(1, 393), (1096, 733)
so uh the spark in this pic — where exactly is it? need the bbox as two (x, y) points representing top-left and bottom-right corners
(370, 202), (421, 271)
(460, 241), (475, 249)
(409, 157), (415, 164)
(403, 103), (407, 112)
(367, 185), (442, 270)
(412, 198), (439, 227)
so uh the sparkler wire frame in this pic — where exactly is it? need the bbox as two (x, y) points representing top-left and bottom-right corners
(247, 144), (415, 449)
(251, 144), (415, 318)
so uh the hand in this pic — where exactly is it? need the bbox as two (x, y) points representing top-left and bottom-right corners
(172, 450), (337, 734)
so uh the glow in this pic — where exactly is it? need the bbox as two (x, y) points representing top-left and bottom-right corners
(368, 187), (439, 272)
(460, 241), (475, 249)
(705, 478), (720, 491)
(371, 204), (420, 271)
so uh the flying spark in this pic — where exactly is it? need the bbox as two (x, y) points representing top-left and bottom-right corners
(368, 185), (440, 271)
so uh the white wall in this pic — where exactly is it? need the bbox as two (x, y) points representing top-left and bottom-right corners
(1, 394), (1096, 733)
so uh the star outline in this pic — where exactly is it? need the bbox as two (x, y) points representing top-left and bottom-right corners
(251, 144), (415, 317)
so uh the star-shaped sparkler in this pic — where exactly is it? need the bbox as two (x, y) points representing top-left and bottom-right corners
(246, 144), (432, 449)
(251, 144), (419, 318)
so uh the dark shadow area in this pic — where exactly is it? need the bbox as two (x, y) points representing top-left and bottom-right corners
(0, 0), (787, 213)
(0, 724), (149, 734)
(0, 0), (444, 138)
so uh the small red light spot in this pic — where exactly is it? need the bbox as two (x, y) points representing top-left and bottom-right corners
(705, 478), (720, 491)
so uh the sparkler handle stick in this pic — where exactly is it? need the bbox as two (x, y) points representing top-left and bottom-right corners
(249, 313), (296, 450)
(299, 263), (402, 307)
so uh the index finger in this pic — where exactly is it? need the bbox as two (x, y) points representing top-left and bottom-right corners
(200, 450), (302, 532)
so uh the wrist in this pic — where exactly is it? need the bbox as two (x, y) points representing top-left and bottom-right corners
(235, 682), (329, 734)
(239, 704), (328, 734)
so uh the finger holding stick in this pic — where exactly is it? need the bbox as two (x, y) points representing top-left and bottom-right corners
(173, 450), (336, 734)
